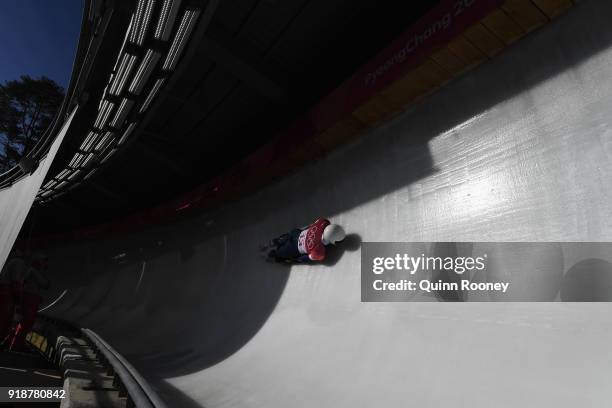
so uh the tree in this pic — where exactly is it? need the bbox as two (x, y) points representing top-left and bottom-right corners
(0, 75), (64, 173)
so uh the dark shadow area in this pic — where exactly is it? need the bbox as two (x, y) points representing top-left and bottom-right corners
(0, 350), (62, 408)
(561, 258), (612, 301)
(323, 233), (362, 267)
(125, 273), (292, 377)
(0, 364), (61, 387)
(0, 350), (54, 370)
(44, 220), (292, 378)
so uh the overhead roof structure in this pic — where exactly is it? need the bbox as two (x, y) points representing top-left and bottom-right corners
(27, 0), (439, 234)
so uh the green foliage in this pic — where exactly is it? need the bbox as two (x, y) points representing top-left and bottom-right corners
(0, 75), (64, 173)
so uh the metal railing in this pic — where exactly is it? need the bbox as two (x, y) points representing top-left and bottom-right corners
(81, 328), (167, 408)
